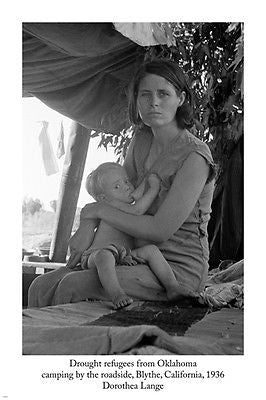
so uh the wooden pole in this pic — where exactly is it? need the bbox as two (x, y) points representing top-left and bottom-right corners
(49, 122), (91, 262)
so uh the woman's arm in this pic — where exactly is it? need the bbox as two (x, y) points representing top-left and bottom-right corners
(81, 153), (209, 243)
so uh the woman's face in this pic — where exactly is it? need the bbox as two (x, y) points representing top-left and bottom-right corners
(137, 73), (184, 129)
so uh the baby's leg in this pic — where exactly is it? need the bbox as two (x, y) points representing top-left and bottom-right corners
(131, 245), (197, 301)
(89, 250), (133, 309)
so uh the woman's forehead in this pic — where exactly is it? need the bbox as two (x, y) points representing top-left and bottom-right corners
(138, 73), (175, 90)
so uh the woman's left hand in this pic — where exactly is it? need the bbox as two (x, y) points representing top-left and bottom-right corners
(80, 202), (103, 220)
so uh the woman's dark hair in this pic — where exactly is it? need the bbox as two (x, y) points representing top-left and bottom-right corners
(128, 59), (194, 129)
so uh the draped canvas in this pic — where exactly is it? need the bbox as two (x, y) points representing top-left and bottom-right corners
(23, 23), (146, 134)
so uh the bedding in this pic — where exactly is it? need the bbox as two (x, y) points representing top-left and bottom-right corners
(23, 260), (243, 355)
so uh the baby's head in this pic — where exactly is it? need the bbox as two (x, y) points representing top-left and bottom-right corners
(86, 162), (134, 203)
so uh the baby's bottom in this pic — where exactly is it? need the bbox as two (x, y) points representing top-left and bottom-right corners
(88, 249), (133, 309)
(131, 245), (198, 301)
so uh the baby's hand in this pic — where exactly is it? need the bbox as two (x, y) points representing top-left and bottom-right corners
(148, 173), (160, 190)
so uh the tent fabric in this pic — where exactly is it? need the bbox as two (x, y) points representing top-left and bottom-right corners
(23, 23), (146, 134)
(114, 22), (174, 46)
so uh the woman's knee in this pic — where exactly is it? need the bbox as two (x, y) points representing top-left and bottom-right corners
(57, 272), (80, 292)
(28, 273), (47, 296)
(27, 275), (42, 305)
(28, 273), (57, 307)
(28, 268), (68, 294)
(54, 270), (104, 304)
(53, 273), (81, 303)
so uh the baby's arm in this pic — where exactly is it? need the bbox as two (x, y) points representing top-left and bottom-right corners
(108, 174), (160, 215)
(66, 218), (98, 268)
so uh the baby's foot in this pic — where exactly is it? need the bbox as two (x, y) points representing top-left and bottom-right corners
(166, 283), (198, 302)
(112, 293), (133, 310)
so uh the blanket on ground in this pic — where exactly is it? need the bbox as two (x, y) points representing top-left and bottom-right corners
(23, 312), (243, 355)
(23, 260), (243, 355)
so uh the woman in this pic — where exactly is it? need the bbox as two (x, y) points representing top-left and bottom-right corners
(28, 59), (215, 307)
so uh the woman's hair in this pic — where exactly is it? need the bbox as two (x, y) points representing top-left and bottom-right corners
(85, 162), (122, 200)
(128, 59), (194, 129)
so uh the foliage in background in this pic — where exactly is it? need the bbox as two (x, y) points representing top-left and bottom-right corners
(22, 207), (81, 249)
(97, 22), (243, 180)
(22, 197), (43, 215)
(23, 210), (55, 234)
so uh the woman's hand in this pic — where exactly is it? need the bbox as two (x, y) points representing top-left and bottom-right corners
(66, 218), (98, 269)
(66, 237), (86, 269)
(66, 250), (83, 269)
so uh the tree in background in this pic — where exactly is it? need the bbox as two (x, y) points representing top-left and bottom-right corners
(150, 22), (243, 266)
(164, 22), (243, 181)
(98, 22), (243, 178)
(22, 197), (43, 215)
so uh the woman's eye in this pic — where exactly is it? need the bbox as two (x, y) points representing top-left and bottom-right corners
(140, 92), (150, 97)
(159, 91), (168, 97)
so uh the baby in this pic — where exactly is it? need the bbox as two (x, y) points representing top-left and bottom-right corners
(68, 162), (193, 309)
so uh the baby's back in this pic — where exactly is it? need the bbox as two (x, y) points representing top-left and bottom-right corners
(90, 220), (134, 250)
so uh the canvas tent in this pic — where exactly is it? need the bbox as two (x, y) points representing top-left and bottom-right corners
(23, 23), (170, 134)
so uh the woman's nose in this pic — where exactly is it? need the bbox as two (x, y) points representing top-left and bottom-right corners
(150, 94), (159, 107)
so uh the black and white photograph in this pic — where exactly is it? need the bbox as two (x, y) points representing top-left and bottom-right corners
(2, 2), (264, 397)
(21, 21), (244, 356)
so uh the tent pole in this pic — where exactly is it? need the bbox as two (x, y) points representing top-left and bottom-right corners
(49, 122), (91, 262)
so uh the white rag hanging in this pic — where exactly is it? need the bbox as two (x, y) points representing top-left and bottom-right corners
(56, 121), (65, 159)
(38, 121), (59, 175)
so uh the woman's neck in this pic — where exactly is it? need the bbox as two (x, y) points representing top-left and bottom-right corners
(151, 123), (185, 150)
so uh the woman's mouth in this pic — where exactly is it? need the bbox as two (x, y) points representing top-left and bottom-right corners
(148, 112), (162, 117)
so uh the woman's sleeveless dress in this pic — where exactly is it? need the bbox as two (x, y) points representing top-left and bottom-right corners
(123, 128), (216, 294)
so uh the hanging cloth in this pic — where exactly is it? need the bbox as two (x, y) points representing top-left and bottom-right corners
(38, 121), (59, 175)
(56, 121), (65, 159)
